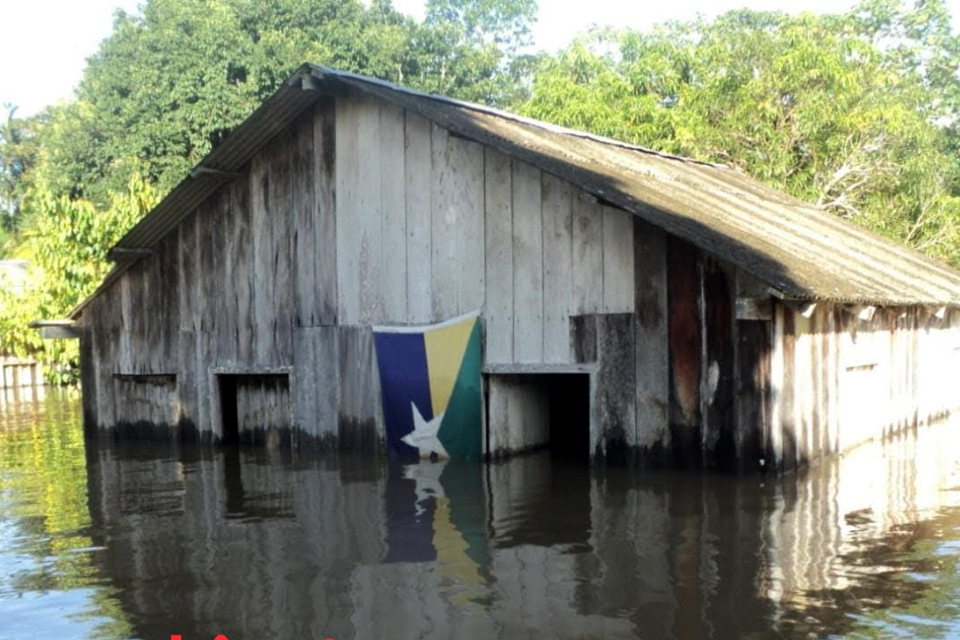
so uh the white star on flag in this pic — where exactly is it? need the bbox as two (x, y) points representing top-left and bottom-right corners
(402, 402), (449, 459)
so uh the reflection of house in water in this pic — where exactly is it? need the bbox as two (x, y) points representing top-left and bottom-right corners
(82, 421), (960, 639)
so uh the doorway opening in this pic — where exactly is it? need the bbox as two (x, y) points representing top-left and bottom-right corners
(485, 372), (590, 460)
(217, 373), (292, 446)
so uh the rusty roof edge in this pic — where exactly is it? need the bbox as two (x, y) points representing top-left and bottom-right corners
(307, 65), (726, 169)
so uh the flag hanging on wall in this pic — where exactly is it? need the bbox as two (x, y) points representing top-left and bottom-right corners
(373, 312), (482, 461)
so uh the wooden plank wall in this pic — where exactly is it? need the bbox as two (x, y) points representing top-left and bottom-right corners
(633, 220), (670, 454)
(333, 89), (635, 364)
(76, 87), (650, 454)
(235, 375), (293, 437)
(114, 376), (178, 428)
(759, 303), (960, 471)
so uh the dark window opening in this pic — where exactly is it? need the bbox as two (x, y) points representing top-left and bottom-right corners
(546, 374), (590, 460)
(219, 375), (239, 445)
(485, 372), (591, 460)
(218, 373), (291, 446)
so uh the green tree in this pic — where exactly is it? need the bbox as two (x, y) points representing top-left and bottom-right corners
(519, 3), (960, 265)
(34, 0), (537, 204)
(0, 173), (158, 382)
(0, 105), (43, 237)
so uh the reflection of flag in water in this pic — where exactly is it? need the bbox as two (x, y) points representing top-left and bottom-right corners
(373, 312), (482, 461)
(383, 462), (490, 608)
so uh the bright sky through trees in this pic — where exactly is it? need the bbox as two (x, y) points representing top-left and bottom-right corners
(10, 0), (952, 116)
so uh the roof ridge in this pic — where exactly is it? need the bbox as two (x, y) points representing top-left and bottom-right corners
(307, 65), (726, 169)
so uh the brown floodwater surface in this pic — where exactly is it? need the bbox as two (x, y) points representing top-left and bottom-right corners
(1, 390), (960, 639)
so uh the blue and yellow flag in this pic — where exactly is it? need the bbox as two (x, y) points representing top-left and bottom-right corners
(373, 312), (482, 461)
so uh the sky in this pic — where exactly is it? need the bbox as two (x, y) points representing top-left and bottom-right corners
(2, 0), (959, 117)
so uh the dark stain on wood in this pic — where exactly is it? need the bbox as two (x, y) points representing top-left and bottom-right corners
(701, 259), (735, 469)
(569, 314), (598, 363)
(667, 237), (701, 467)
(736, 318), (772, 472)
(593, 313), (635, 464)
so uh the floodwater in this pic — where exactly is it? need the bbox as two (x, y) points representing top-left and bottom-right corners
(2, 393), (960, 640)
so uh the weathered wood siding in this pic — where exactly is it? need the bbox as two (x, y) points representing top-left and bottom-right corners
(75, 85), (960, 470)
(743, 303), (960, 472)
(332, 87), (634, 361)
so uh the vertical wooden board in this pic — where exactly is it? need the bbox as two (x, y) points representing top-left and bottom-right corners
(214, 188), (236, 366)
(178, 330), (198, 428)
(380, 101), (407, 322)
(809, 310), (824, 461)
(454, 136), (485, 315)
(135, 262), (152, 373)
(144, 255), (164, 373)
(196, 330), (215, 435)
(198, 198), (219, 335)
(666, 237), (701, 429)
(405, 112), (432, 324)
(313, 97), (338, 325)
(357, 327), (384, 446)
(79, 328), (99, 433)
(541, 173), (573, 363)
(734, 319), (771, 471)
(101, 288), (122, 426)
(337, 326), (359, 443)
(158, 235), (180, 373)
(292, 112), (317, 328)
(826, 307), (840, 454)
(793, 313), (812, 465)
(780, 310), (797, 472)
(431, 124), (458, 321)
(699, 260), (735, 469)
(178, 212), (199, 332)
(270, 129), (295, 364)
(337, 326), (380, 452)
(251, 141), (273, 364)
(357, 94), (383, 325)
(634, 220), (669, 449)
(572, 189), (603, 315)
(595, 314), (637, 455)
(511, 159), (543, 363)
(313, 326), (339, 441)
(486, 376), (510, 455)
(335, 94), (361, 327)
(483, 148), (513, 364)
(119, 272), (133, 373)
(293, 327), (317, 437)
(602, 206), (635, 313)
(90, 300), (114, 429)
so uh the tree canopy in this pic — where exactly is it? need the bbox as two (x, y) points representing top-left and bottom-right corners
(2, 0), (960, 383)
(519, 1), (960, 264)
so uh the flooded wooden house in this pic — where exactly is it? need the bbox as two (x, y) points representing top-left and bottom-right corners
(59, 65), (960, 471)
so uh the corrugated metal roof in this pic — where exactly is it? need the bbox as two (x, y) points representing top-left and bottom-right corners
(71, 64), (960, 318)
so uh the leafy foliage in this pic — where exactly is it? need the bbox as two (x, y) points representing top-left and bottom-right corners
(33, 0), (536, 204)
(519, 2), (960, 265)
(0, 175), (158, 383)
(0, 105), (43, 239)
(4, 0), (960, 386)
(1, 0), (533, 382)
